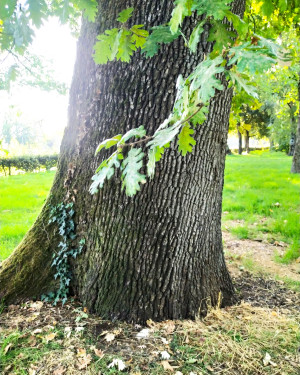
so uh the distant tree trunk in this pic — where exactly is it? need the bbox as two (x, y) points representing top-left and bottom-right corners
(0, 0), (245, 323)
(269, 138), (274, 151)
(237, 123), (242, 154)
(244, 130), (250, 153)
(288, 132), (296, 156)
(291, 73), (300, 173)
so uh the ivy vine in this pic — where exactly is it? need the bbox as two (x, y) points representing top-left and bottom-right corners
(42, 202), (85, 305)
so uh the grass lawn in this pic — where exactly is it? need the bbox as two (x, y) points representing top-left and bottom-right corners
(0, 171), (55, 261)
(0, 152), (299, 262)
(223, 151), (300, 262)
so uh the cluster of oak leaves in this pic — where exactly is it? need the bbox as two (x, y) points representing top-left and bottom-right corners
(89, 3), (285, 197)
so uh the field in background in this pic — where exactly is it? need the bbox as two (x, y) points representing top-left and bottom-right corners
(0, 152), (299, 262)
(0, 171), (55, 261)
(223, 151), (300, 262)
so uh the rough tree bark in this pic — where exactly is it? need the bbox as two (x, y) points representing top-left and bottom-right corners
(237, 123), (243, 154)
(0, 0), (245, 323)
(244, 130), (250, 153)
(291, 73), (300, 173)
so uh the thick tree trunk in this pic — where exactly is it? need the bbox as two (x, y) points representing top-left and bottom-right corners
(0, 0), (245, 322)
(291, 74), (300, 173)
(237, 123), (242, 154)
(244, 130), (250, 153)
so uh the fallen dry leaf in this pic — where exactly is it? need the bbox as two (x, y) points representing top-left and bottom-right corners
(163, 321), (176, 335)
(104, 333), (115, 342)
(28, 335), (37, 347)
(53, 366), (66, 375)
(93, 348), (104, 358)
(45, 332), (56, 343)
(77, 348), (86, 357)
(30, 301), (44, 311)
(161, 360), (174, 371)
(77, 354), (92, 370)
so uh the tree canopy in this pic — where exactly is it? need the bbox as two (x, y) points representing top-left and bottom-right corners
(1, 0), (299, 193)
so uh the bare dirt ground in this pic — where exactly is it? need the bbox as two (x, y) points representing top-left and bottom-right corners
(223, 230), (300, 285)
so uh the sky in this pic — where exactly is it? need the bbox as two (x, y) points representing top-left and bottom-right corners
(0, 19), (77, 154)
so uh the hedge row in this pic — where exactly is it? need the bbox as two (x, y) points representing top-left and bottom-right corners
(0, 155), (58, 175)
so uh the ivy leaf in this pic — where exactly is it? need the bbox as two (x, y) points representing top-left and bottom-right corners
(121, 148), (146, 196)
(95, 134), (122, 154)
(208, 22), (235, 54)
(93, 28), (121, 64)
(90, 153), (120, 194)
(117, 7), (134, 23)
(188, 20), (205, 53)
(143, 26), (180, 58)
(117, 29), (136, 62)
(119, 125), (146, 144)
(178, 124), (196, 156)
(189, 56), (225, 103)
(228, 70), (258, 99)
(169, 0), (192, 34)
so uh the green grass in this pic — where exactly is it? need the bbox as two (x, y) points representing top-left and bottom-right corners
(0, 172), (55, 261)
(0, 152), (299, 263)
(223, 151), (300, 261)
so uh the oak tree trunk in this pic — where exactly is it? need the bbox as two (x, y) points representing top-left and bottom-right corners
(237, 123), (243, 154)
(0, 0), (245, 323)
(244, 130), (250, 153)
(291, 73), (300, 173)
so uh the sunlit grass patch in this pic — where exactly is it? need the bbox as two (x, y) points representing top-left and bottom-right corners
(223, 151), (300, 262)
(0, 172), (55, 261)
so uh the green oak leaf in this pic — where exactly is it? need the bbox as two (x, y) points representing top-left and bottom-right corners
(117, 7), (134, 23)
(208, 22), (236, 54)
(117, 29), (136, 62)
(121, 148), (146, 197)
(147, 146), (165, 178)
(76, 0), (98, 22)
(178, 124), (196, 156)
(192, 0), (233, 20)
(261, 0), (275, 17)
(189, 56), (225, 103)
(119, 125), (146, 144)
(93, 28), (121, 64)
(27, 0), (47, 27)
(228, 70), (258, 99)
(169, 0), (192, 34)
(148, 122), (182, 149)
(188, 20), (205, 53)
(90, 152), (120, 194)
(142, 25), (180, 58)
(95, 134), (122, 154)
